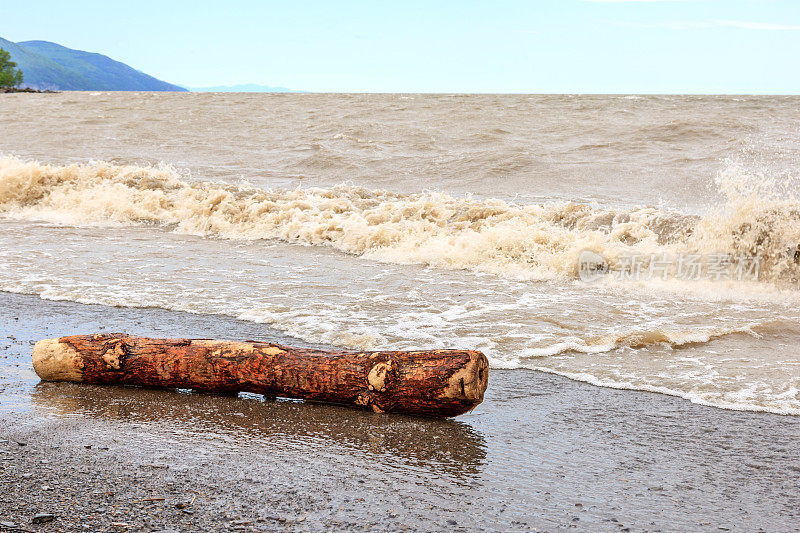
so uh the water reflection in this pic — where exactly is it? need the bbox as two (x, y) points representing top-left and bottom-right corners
(31, 381), (487, 479)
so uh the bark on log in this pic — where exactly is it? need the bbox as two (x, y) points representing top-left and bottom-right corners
(32, 334), (489, 417)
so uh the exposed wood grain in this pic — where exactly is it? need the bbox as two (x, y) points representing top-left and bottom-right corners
(33, 334), (489, 417)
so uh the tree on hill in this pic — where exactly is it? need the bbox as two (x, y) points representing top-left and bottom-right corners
(0, 48), (24, 88)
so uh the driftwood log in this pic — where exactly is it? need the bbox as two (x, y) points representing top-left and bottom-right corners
(32, 334), (489, 417)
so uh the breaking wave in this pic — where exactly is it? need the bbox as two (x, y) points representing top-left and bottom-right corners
(1, 156), (799, 285)
(520, 323), (764, 358)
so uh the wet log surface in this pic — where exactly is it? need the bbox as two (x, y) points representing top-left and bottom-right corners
(32, 334), (489, 417)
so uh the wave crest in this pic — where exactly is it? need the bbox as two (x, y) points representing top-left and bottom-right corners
(1, 156), (798, 284)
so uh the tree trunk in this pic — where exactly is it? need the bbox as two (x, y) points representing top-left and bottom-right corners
(32, 334), (489, 417)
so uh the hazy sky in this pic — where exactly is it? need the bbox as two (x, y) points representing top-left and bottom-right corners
(2, 0), (799, 92)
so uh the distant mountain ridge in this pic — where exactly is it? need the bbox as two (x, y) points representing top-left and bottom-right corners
(188, 83), (301, 93)
(0, 37), (186, 91)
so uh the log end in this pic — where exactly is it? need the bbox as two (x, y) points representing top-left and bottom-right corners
(437, 350), (489, 405)
(32, 338), (84, 382)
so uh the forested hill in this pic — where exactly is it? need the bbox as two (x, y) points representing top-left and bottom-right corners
(0, 37), (186, 91)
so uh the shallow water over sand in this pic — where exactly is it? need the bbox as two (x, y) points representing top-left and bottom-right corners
(2, 293), (799, 531)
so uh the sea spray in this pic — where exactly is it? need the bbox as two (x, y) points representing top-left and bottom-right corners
(1, 156), (798, 286)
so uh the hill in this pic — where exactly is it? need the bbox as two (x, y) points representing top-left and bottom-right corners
(188, 83), (300, 93)
(0, 38), (87, 90)
(0, 37), (186, 91)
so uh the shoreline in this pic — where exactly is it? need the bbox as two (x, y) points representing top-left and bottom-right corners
(0, 87), (58, 94)
(1, 291), (798, 531)
(3, 284), (794, 418)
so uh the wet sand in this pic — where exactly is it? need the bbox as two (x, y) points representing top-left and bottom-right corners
(0, 291), (798, 532)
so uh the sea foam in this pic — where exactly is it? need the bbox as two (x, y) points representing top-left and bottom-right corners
(1, 156), (799, 286)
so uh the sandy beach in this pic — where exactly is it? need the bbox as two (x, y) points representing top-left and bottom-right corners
(1, 291), (798, 532)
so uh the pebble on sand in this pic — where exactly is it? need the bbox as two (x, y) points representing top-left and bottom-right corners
(32, 513), (56, 524)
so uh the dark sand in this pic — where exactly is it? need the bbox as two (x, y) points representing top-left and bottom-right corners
(0, 291), (798, 532)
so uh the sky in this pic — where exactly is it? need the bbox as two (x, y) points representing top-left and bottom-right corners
(1, 0), (799, 93)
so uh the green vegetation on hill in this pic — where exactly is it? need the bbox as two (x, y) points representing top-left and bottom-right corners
(0, 37), (186, 91)
(0, 38), (86, 90)
(0, 48), (24, 87)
